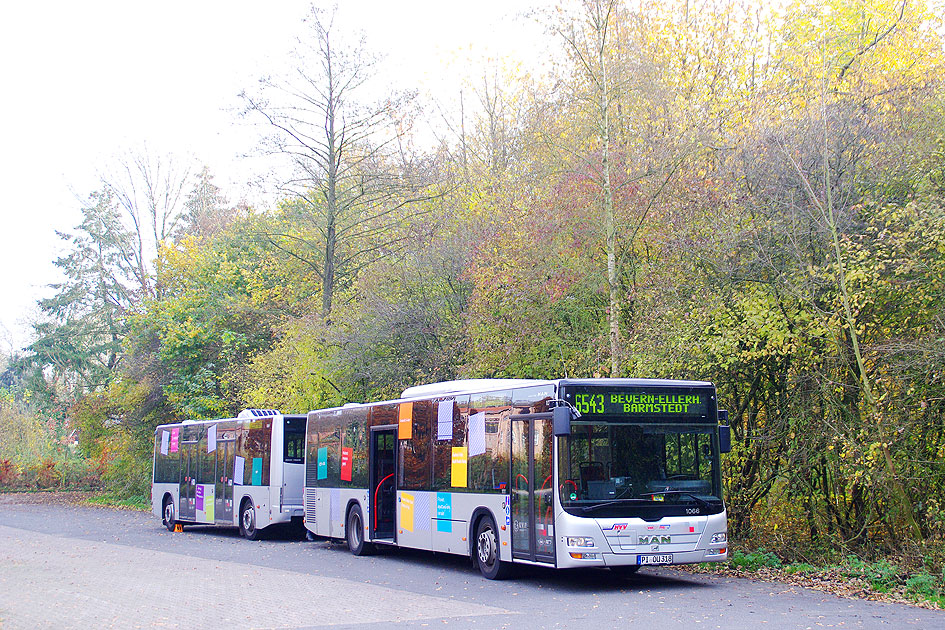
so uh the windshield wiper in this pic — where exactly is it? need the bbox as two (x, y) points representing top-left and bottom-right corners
(578, 499), (651, 513)
(647, 491), (715, 509)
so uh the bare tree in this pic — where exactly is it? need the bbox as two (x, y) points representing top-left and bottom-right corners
(242, 7), (437, 320)
(101, 148), (192, 299)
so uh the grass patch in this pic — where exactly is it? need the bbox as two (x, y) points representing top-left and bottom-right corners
(84, 491), (150, 511)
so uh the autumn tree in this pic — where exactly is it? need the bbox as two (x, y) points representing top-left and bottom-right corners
(543, 0), (733, 376)
(550, 0), (628, 375)
(178, 165), (237, 238)
(710, 0), (945, 543)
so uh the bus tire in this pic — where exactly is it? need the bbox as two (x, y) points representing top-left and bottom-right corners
(475, 515), (511, 580)
(346, 505), (374, 556)
(239, 499), (261, 541)
(162, 495), (177, 532)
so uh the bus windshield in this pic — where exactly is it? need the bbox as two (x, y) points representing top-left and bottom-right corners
(557, 423), (723, 518)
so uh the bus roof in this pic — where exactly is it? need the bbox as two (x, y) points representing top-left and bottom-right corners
(401, 379), (553, 398)
(402, 378), (714, 399)
(153, 411), (310, 433)
(557, 378), (714, 388)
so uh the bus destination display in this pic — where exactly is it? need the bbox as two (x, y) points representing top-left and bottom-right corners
(569, 388), (710, 419)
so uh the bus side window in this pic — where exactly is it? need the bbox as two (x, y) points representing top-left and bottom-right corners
(400, 400), (433, 490)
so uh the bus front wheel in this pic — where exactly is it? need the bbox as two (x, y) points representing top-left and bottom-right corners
(239, 500), (261, 540)
(346, 505), (374, 556)
(475, 516), (511, 580)
(162, 496), (177, 532)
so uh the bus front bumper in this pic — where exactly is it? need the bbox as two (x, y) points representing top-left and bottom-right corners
(558, 547), (728, 569)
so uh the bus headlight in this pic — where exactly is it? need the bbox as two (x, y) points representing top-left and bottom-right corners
(711, 532), (727, 544)
(567, 536), (596, 547)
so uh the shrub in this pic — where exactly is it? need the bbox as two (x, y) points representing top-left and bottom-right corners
(0, 459), (17, 487)
(904, 573), (942, 602)
(866, 559), (901, 592)
(731, 548), (783, 570)
(100, 430), (151, 496)
(35, 458), (62, 488)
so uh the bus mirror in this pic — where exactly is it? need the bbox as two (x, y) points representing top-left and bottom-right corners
(553, 406), (571, 436)
(719, 424), (732, 454)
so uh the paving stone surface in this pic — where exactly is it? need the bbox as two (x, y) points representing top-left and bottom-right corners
(1, 500), (943, 630)
(0, 524), (507, 629)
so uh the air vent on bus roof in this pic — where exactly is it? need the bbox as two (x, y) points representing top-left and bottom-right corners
(238, 408), (279, 419)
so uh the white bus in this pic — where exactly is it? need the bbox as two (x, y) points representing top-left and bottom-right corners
(151, 409), (306, 539)
(302, 378), (731, 578)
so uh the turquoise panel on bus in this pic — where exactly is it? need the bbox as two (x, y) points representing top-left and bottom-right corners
(436, 492), (452, 532)
(317, 447), (328, 480)
(251, 457), (262, 485)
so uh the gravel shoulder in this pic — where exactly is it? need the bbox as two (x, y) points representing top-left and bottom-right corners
(0, 491), (98, 505)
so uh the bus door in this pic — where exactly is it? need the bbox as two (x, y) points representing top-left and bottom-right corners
(282, 417), (306, 508)
(369, 426), (397, 541)
(179, 439), (197, 520)
(215, 439), (234, 523)
(510, 414), (556, 563)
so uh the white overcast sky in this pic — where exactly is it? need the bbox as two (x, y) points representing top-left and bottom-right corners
(0, 0), (549, 353)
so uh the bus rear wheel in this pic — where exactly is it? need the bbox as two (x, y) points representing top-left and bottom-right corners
(162, 496), (177, 532)
(239, 500), (261, 540)
(346, 505), (374, 556)
(475, 516), (511, 580)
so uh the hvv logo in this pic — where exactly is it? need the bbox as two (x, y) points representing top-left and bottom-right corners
(601, 523), (628, 532)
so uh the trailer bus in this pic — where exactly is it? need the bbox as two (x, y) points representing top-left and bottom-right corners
(151, 409), (306, 539)
(302, 378), (731, 578)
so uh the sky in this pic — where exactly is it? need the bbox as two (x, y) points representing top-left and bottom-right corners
(0, 0), (550, 354)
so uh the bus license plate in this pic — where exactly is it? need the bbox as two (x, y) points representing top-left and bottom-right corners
(637, 554), (673, 565)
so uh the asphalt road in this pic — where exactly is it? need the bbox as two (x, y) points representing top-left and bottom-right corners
(1, 499), (942, 629)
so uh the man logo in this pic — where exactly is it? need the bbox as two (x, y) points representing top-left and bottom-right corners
(638, 535), (671, 545)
